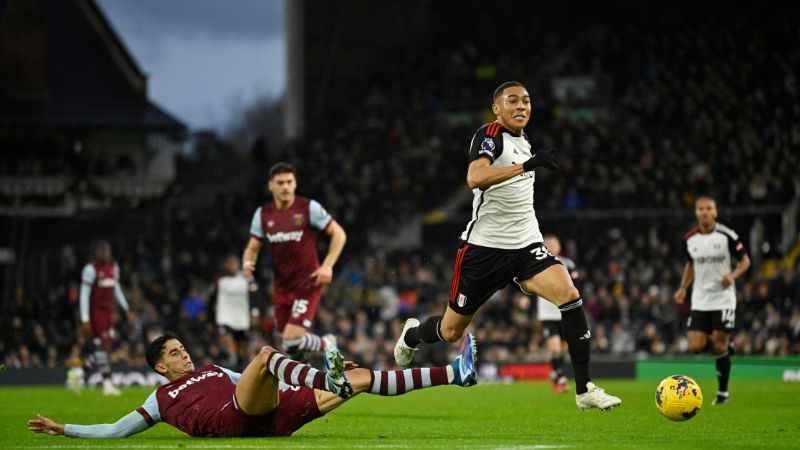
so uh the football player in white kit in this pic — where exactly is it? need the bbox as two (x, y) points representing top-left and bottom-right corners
(395, 81), (620, 411)
(215, 255), (253, 370)
(537, 235), (577, 393)
(674, 196), (750, 405)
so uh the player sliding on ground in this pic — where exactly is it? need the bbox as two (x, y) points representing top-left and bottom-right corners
(395, 81), (620, 411)
(28, 333), (477, 438)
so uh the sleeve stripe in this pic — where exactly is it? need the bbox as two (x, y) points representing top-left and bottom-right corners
(477, 149), (495, 160)
(715, 223), (739, 240)
(249, 233), (264, 241)
(136, 407), (155, 427)
(683, 227), (700, 240)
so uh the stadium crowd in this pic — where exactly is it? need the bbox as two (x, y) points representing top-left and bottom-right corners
(4, 216), (799, 371)
(3, 4), (800, 371)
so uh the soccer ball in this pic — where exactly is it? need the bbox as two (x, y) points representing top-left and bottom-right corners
(654, 375), (703, 421)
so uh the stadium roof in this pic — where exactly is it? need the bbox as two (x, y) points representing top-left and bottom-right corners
(0, 0), (185, 132)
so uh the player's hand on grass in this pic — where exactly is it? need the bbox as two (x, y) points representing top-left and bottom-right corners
(310, 265), (333, 286)
(721, 273), (734, 288)
(27, 414), (64, 436)
(673, 287), (686, 304)
(523, 149), (559, 172)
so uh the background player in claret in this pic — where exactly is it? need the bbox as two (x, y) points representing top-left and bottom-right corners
(27, 333), (478, 438)
(674, 196), (750, 405)
(243, 163), (346, 362)
(395, 81), (620, 411)
(537, 234), (577, 394)
(78, 240), (130, 396)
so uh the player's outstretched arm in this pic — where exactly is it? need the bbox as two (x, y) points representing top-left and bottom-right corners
(28, 410), (152, 438)
(28, 414), (64, 436)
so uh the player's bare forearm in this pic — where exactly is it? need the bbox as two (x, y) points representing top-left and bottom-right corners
(466, 158), (525, 189)
(242, 238), (262, 276)
(674, 263), (694, 303)
(321, 221), (346, 269)
(730, 254), (750, 280)
(679, 263), (694, 289)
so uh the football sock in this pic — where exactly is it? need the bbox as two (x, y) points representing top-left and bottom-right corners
(265, 351), (327, 391)
(94, 350), (111, 379)
(284, 333), (323, 353)
(559, 298), (591, 395)
(716, 351), (731, 392)
(551, 354), (565, 380)
(367, 367), (450, 396)
(404, 315), (444, 347)
(282, 339), (305, 361)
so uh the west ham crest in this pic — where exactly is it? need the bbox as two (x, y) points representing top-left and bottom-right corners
(292, 213), (305, 226)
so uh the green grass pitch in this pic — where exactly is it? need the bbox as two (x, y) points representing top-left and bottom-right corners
(2, 379), (798, 449)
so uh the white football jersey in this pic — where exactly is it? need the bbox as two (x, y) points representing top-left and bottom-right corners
(537, 256), (577, 321)
(460, 122), (543, 249)
(684, 223), (747, 311)
(215, 273), (250, 330)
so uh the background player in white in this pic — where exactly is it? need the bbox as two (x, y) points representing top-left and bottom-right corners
(213, 255), (252, 370)
(79, 240), (129, 396)
(396, 81), (620, 410)
(537, 234), (577, 394)
(243, 163), (346, 362)
(674, 196), (750, 405)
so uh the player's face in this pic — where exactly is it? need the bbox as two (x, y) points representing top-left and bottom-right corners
(225, 256), (240, 274)
(492, 86), (531, 133)
(543, 236), (561, 256)
(96, 243), (111, 262)
(268, 173), (297, 205)
(695, 198), (717, 228)
(157, 339), (194, 379)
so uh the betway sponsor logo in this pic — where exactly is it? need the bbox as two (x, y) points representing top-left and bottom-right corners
(695, 255), (726, 264)
(168, 370), (225, 398)
(97, 278), (116, 287)
(266, 230), (303, 243)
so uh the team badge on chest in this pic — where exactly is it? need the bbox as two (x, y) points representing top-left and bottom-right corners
(292, 213), (305, 226)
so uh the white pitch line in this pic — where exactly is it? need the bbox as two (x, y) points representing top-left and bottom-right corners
(9, 445), (569, 450)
